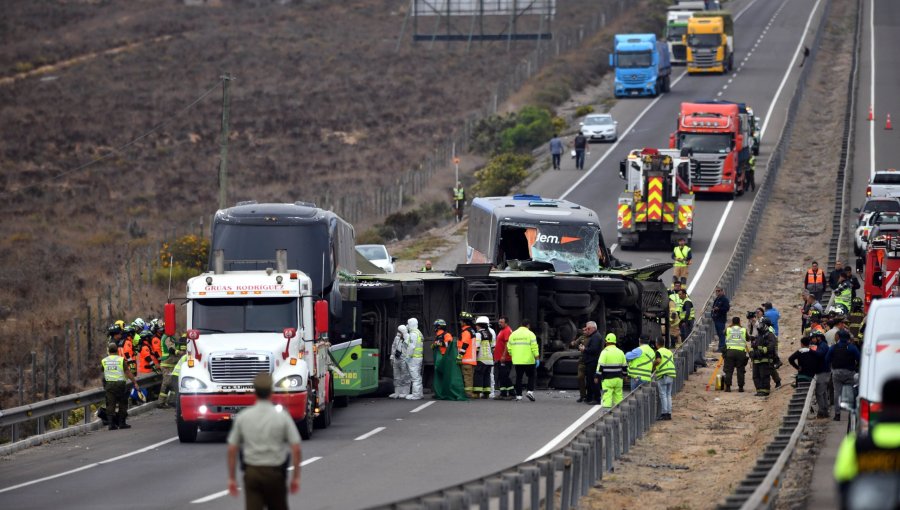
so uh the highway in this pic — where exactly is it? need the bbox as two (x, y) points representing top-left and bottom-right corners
(0, 0), (830, 508)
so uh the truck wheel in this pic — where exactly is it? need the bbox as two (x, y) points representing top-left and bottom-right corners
(549, 374), (580, 390)
(551, 277), (592, 293)
(297, 397), (315, 440)
(175, 399), (198, 443)
(555, 292), (591, 308)
(554, 358), (580, 376)
(662, 76), (671, 93)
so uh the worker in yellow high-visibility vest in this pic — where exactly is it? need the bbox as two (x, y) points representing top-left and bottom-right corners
(595, 334), (627, 408)
(672, 238), (692, 285)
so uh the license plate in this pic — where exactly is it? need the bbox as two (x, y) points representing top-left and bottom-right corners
(699, 186), (710, 191)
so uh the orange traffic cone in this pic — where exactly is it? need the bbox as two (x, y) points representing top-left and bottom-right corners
(868, 105), (874, 121)
(887, 114), (893, 130)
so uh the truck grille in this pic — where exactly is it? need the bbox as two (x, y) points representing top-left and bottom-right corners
(209, 354), (272, 383)
(692, 52), (719, 68)
(621, 74), (646, 85)
(691, 158), (724, 187)
(672, 44), (687, 60)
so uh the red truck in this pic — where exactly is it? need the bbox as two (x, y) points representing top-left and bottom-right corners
(670, 102), (746, 197)
(862, 232), (900, 313)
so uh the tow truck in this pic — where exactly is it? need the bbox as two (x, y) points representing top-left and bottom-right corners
(862, 233), (900, 313)
(616, 148), (695, 249)
(174, 250), (334, 442)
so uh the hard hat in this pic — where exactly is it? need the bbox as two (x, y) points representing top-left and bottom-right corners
(757, 317), (772, 329)
(605, 333), (617, 344)
(810, 330), (826, 339)
(809, 309), (821, 318)
(475, 316), (490, 325)
(139, 330), (153, 341)
(433, 319), (447, 328)
(132, 318), (145, 330)
(108, 324), (123, 335)
(123, 325), (136, 336)
(459, 311), (474, 322)
(114, 320), (126, 329)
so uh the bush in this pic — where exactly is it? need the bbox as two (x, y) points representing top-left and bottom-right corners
(574, 105), (595, 117)
(552, 116), (567, 134)
(470, 114), (518, 155)
(500, 106), (555, 154)
(384, 210), (421, 240)
(356, 228), (385, 245)
(473, 153), (533, 197)
(154, 234), (209, 286)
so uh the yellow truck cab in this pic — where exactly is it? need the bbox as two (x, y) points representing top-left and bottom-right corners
(685, 12), (733, 74)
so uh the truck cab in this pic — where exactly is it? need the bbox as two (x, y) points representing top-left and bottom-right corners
(665, 10), (694, 65)
(176, 254), (333, 442)
(671, 102), (745, 196)
(685, 13), (733, 73)
(609, 34), (671, 98)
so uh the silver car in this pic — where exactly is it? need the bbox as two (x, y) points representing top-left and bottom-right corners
(580, 113), (618, 143)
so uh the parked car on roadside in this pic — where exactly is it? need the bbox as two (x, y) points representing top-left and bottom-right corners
(852, 297), (900, 435)
(854, 197), (900, 226)
(355, 244), (396, 273)
(855, 211), (900, 256)
(580, 113), (618, 142)
(866, 168), (900, 198)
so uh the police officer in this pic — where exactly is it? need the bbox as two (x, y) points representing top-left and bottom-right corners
(101, 342), (138, 430)
(722, 317), (750, 392)
(595, 333), (627, 408)
(751, 319), (778, 397)
(834, 378), (900, 509)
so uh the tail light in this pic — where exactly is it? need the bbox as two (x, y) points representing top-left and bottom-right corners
(866, 186), (872, 197)
(865, 292), (872, 306)
(859, 398), (883, 424)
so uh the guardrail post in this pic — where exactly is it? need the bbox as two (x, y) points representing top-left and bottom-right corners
(464, 484), (487, 510)
(537, 460), (554, 510)
(573, 442), (589, 497)
(553, 454), (567, 510)
(487, 478), (506, 510)
(559, 451), (573, 510)
(504, 472), (524, 510)
(521, 466), (540, 510)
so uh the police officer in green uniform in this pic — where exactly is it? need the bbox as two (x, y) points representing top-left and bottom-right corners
(102, 342), (138, 430)
(722, 317), (749, 392)
(834, 378), (900, 509)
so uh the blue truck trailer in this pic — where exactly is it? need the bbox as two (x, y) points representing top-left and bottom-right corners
(609, 34), (672, 98)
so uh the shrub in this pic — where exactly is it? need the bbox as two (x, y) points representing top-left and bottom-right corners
(384, 210), (421, 240)
(473, 153), (533, 197)
(154, 234), (209, 285)
(552, 116), (567, 134)
(574, 105), (595, 117)
(470, 114), (518, 155)
(356, 228), (384, 245)
(500, 106), (555, 153)
(532, 80), (570, 109)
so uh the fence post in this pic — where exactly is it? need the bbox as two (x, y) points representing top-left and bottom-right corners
(86, 303), (93, 364)
(65, 325), (72, 390)
(43, 343), (50, 398)
(74, 318), (81, 383)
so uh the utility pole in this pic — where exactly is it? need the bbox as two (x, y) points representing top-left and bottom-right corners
(218, 73), (234, 210)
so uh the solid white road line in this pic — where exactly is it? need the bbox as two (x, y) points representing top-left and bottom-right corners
(687, 201), (734, 295)
(525, 406), (605, 462)
(354, 427), (386, 441)
(0, 436), (178, 495)
(192, 457), (323, 504)
(410, 401), (435, 413)
(870, 0), (876, 179)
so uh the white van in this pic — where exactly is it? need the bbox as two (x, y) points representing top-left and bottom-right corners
(856, 297), (900, 434)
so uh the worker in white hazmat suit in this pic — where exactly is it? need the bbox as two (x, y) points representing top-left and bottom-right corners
(406, 317), (425, 400)
(389, 324), (411, 399)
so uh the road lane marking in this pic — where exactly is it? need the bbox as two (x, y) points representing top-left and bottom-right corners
(525, 405), (605, 461)
(355, 427), (386, 441)
(289, 456), (322, 470)
(610, 243), (618, 254)
(870, 0), (876, 179)
(0, 436), (178, 494)
(191, 457), (322, 504)
(410, 401), (435, 413)
(690, 0), (824, 295)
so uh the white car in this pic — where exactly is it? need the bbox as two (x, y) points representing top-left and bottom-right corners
(855, 212), (876, 256)
(355, 244), (395, 273)
(856, 210), (900, 256)
(580, 113), (618, 143)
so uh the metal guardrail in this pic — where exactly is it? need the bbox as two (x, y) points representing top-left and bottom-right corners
(0, 373), (161, 445)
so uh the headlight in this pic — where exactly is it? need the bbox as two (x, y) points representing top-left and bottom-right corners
(275, 375), (303, 391)
(180, 377), (207, 392)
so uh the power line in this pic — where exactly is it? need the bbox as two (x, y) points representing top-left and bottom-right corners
(4, 77), (224, 197)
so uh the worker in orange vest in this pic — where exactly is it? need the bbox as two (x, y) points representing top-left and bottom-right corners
(457, 311), (477, 399)
(119, 325), (136, 373)
(804, 261), (826, 302)
(135, 331), (160, 375)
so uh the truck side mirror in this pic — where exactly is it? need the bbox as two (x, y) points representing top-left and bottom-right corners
(283, 328), (297, 339)
(735, 134), (743, 150)
(608, 54), (615, 68)
(314, 299), (329, 336)
(669, 133), (676, 149)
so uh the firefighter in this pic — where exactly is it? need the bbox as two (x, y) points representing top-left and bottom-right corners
(672, 238), (692, 285)
(157, 334), (187, 409)
(473, 316), (495, 399)
(834, 378), (900, 509)
(751, 319), (778, 397)
(722, 317), (749, 392)
(101, 342), (138, 430)
(458, 312), (477, 399)
(595, 333), (627, 408)
(119, 325), (136, 374)
(678, 288), (695, 339)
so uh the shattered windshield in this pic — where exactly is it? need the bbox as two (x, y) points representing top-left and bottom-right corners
(529, 224), (601, 273)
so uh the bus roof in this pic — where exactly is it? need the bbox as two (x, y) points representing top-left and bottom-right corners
(214, 201), (345, 228)
(471, 195), (599, 225)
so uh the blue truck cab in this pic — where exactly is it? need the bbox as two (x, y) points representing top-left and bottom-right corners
(609, 34), (672, 98)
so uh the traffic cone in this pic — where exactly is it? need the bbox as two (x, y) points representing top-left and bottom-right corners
(868, 105), (874, 121)
(887, 114), (893, 130)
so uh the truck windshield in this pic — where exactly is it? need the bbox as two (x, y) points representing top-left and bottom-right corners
(192, 297), (299, 334)
(688, 34), (721, 47)
(616, 51), (653, 68)
(666, 25), (687, 40)
(678, 133), (732, 154)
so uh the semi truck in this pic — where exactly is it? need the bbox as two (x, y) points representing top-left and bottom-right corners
(665, 9), (694, 65)
(616, 148), (695, 249)
(670, 101), (746, 197)
(685, 11), (734, 74)
(609, 34), (672, 98)
(175, 250), (335, 442)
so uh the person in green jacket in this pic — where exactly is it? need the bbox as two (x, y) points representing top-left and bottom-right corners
(595, 333), (627, 408)
(834, 378), (900, 509)
(507, 319), (539, 402)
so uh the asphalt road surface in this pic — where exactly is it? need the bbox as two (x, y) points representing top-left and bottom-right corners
(0, 0), (830, 508)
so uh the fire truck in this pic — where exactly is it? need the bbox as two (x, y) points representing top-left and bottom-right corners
(174, 250), (334, 442)
(862, 233), (900, 313)
(616, 148), (695, 249)
(670, 101), (746, 197)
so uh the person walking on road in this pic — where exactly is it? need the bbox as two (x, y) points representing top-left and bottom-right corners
(389, 324), (411, 399)
(581, 321), (604, 404)
(493, 316), (514, 400)
(405, 318), (425, 400)
(549, 133), (564, 170)
(654, 337), (676, 420)
(572, 131), (588, 170)
(432, 319), (467, 401)
(722, 317), (749, 393)
(672, 238), (692, 285)
(804, 261), (826, 302)
(826, 329), (860, 421)
(595, 333), (627, 408)
(625, 335), (655, 392)
(102, 342), (138, 430)
(227, 373), (301, 510)
(712, 286), (731, 352)
(507, 319), (539, 402)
